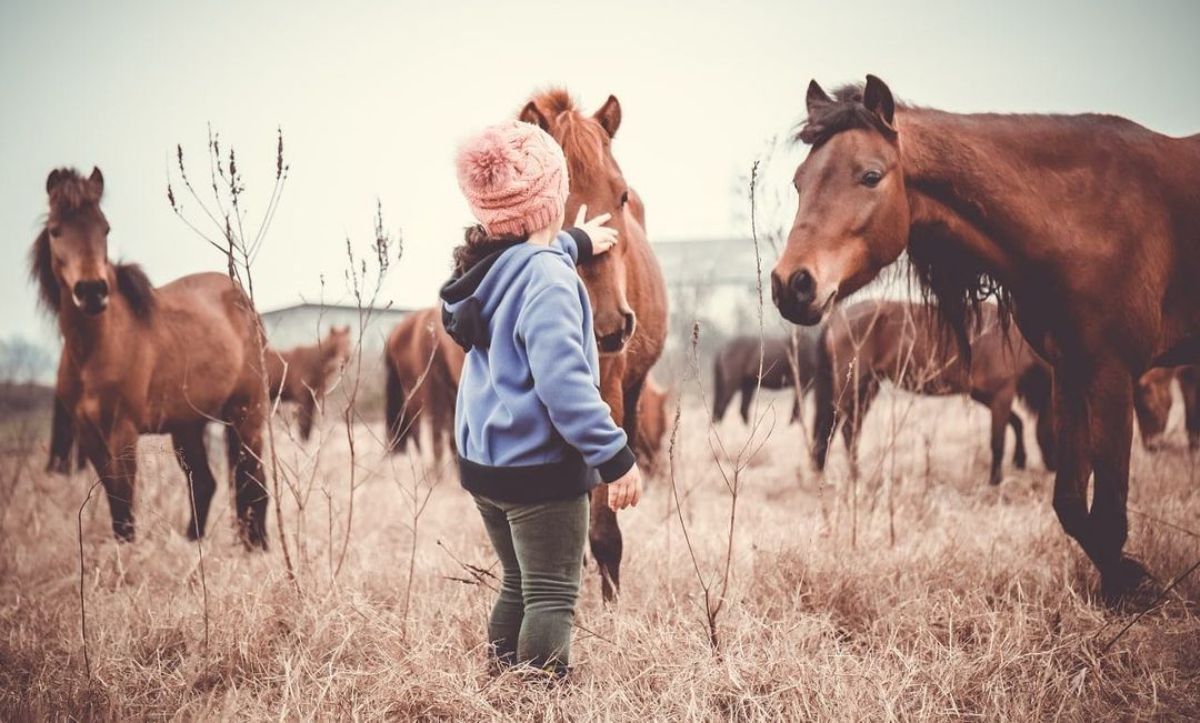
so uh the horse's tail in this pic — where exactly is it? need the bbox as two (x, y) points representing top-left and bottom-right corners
(385, 355), (410, 454)
(811, 323), (836, 471)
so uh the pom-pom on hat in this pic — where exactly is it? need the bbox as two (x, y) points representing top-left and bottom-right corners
(455, 119), (569, 238)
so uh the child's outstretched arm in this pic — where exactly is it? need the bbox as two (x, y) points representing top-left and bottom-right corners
(518, 274), (636, 488)
(553, 205), (619, 265)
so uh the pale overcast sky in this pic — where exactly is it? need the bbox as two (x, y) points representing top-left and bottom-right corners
(3, 0), (1199, 349)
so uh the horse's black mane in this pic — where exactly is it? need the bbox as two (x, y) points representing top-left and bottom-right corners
(796, 82), (1013, 359)
(796, 84), (899, 147)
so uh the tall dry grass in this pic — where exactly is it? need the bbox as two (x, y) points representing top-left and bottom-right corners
(2, 381), (1198, 720)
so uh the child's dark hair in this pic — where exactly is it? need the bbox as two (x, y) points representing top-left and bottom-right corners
(452, 225), (528, 274)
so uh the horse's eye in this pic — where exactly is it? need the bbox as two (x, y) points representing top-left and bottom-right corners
(619, 190), (629, 207)
(861, 170), (883, 188)
(48, 226), (62, 238)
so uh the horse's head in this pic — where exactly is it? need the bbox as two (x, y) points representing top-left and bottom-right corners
(772, 75), (909, 326)
(1134, 368), (1174, 450)
(323, 325), (353, 373)
(37, 167), (112, 316)
(519, 90), (637, 354)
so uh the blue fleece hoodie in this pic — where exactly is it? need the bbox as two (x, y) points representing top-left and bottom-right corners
(439, 229), (635, 503)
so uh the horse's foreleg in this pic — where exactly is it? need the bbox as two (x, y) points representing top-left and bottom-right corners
(297, 395), (316, 442)
(172, 422), (217, 541)
(591, 358), (628, 603)
(982, 388), (1014, 485)
(738, 379), (755, 426)
(225, 400), (269, 550)
(1009, 412), (1027, 469)
(90, 420), (138, 542)
(1085, 363), (1147, 602)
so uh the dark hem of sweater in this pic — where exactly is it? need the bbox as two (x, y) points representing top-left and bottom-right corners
(458, 445), (635, 503)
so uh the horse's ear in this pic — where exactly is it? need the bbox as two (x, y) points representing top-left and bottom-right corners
(594, 95), (622, 138)
(45, 168), (63, 195)
(862, 74), (896, 129)
(806, 80), (832, 114)
(519, 101), (550, 131)
(89, 166), (105, 196)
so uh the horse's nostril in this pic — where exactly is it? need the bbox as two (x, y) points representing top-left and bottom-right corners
(789, 270), (816, 305)
(73, 279), (109, 300)
(622, 311), (636, 338)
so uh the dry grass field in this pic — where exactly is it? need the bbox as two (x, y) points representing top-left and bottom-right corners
(2, 381), (1199, 721)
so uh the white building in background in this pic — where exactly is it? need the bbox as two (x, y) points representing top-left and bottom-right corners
(260, 302), (411, 352)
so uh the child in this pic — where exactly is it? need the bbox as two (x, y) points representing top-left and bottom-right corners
(441, 119), (643, 678)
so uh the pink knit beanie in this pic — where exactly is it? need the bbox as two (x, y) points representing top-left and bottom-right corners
(455, 119), (569, 238)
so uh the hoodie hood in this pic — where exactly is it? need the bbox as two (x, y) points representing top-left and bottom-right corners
(439, 242), (566, 352)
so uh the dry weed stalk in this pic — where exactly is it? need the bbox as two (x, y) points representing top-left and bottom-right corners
(167, 126), (296, 585)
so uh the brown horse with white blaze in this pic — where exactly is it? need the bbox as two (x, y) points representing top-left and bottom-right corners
(519, 89), (668, 601)
(31, 167), (270, 548)
(771, 75), (1200, 601)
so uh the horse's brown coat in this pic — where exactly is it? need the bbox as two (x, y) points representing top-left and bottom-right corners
(266, 325), (352, 441)
(32, 167), (270, 547)
(384, 307), (463, 462)
(520, 89), (668, 601)
(771, 75), (1200, 599)
(813, 300), (1054, 485)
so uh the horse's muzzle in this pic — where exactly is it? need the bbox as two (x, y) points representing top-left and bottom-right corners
(770, 269), (824, 326)
(596, 310), (637, 354)
(73, 279), (109, 315)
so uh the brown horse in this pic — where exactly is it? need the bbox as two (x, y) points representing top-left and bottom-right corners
(813, 300), (1053, 485)
(1133, 366), (1200, 450)
(712, 331), (821, 425)
(265, 325), (352, 441)
(31, 167), (269, 547)
(771, 75), (1200, 599)
(520, 89), (668, 601)
(384, 306), (463, 461)
(633, 374), (670, 476)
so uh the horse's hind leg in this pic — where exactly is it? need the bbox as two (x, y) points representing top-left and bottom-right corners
(1008, 412), (1027, 469)
(739, 379), (756, 426)
(1179, 367), (1200, 451)
(297, 395), (316, 442)
(224, 399), (269, 550)
(172, 422), (217, 540)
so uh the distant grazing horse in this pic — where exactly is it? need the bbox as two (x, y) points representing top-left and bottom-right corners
(812, 300), (1053, 485)
(385, 306), (463, 462)
(31, 167), (269, 547)
(266, 325), (352, 441)
(520, 89), (668, 601)
(1132, 366), (1200, 450)
(712, 331), (820, 425)
(770, 75), (1200, 600)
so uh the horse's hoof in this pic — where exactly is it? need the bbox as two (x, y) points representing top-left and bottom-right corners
(1101, 557), (1160, 608)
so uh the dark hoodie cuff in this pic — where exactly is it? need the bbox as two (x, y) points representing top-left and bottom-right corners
(565, 227), (594, 263)
(596, 445), (636, 483)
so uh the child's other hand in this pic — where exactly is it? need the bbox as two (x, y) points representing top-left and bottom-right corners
(575, 204), (619, 255)
(607, 464), (643, 511)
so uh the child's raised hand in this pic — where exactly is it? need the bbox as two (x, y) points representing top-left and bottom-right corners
(607, 463), (643, 511)
(575, 204), (619, 255)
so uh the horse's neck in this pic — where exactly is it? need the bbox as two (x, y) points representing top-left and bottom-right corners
(898, 110), (1074, 282)
(58, 299), (129, 366)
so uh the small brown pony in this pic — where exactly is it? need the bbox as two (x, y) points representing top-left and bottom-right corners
(520, 89), (668, 601)
(813, 300), (1054, 485)
(266, 325), (352, 441)
(384, 306), (464, 461)
(32, 167), (270, 547)
(771, 75), (1200, 600)
(1133, 366), (1200, 450)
